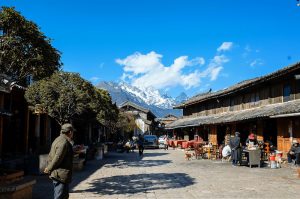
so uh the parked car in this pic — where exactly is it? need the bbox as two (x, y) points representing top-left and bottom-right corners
(158, 136), (165, 148)
(143, 135), (159, 149)
(158, 135), (172, 148)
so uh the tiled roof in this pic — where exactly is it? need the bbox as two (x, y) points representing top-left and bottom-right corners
(174, 62), (300, 108)
(166, 99), (300, 129)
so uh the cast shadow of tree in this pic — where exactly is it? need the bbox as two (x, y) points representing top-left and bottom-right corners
(71, 173), (195, 195)
(104, 159), (172, 169)
(142, 152), (169, 157)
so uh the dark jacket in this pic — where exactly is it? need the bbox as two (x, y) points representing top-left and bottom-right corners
(290, 144), (300, 154)
(46, 134), (73, 183)
(230, 136), (242, 163)
(230, 136), (241, 150)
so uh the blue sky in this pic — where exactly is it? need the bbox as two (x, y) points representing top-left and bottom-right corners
(1, 0), (300, 98)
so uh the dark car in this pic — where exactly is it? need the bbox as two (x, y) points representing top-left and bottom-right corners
(143, 135), (159, 149)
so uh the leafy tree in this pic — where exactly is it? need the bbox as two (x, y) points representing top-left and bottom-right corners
(96, 90), (119, 134)
(0, 7), (61, 85)
(117, 111), (136, 133)
(25, 72), (96, 125)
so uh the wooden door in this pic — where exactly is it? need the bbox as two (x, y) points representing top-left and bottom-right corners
(277, 118), (291, 157)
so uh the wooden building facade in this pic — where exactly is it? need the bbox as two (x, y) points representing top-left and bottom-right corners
(167, 62), (300, 156)
(0, 74), (99, 170)
(119, 101), (157, 135)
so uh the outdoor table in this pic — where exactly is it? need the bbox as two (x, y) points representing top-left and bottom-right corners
(168, 140), (174, 147)
(243, 149), (261, 168)
(173, 140), (186, 147)
(187, 141), (195, 148)
(193, 141), (203, 148)
(182, 141), (194, 149)
(182, 141), (188, 149)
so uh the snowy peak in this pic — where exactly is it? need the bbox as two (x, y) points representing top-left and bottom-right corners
(97, 81), (186, 117)
(115, 82), (175, 109)
(175, 92), (189, 104)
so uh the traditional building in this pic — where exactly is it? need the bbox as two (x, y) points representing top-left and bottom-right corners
(156, 114), (178, 127)
(166, 62), (300, 156)
(119, 101), (156, 135)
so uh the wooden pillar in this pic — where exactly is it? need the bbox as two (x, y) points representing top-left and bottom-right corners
(209, 125), (217, 145)
(45, 116), (51, 148)
(35, 114), (41, 154)
(0, 116), (3, 157)
(25, 109), (30, 154)
(0, 94), (4, 157)
(256, 120), (264, 141)
(88, 123), (92, 144)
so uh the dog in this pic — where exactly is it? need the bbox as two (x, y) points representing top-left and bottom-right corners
(185, 151), (192, 160)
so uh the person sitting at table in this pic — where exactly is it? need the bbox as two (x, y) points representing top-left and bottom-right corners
(222, 144), (231, 161)
(265, 136), (276, 152)
(246, 133), (258, 148)
(230, 132), (242, 166)
(287, 139), (300, 165)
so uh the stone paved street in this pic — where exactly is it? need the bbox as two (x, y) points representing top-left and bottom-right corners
(33, 149), (300, 199)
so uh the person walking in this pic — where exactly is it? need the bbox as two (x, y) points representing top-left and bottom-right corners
(230, 132), (242, 166)
(44, 123), (75, 199)
(164, 135), (169, 150)
(137, 134), (144, 156)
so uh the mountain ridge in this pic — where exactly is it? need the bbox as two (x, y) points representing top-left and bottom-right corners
(97, 81), (187, 117)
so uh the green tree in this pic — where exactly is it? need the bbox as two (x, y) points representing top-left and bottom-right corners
(0, 7), (61, 85)
(96, 90), (120, 134)
(117, 111), (136, 133)
(25, 72), (96, 125)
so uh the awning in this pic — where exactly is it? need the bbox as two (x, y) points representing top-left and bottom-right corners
(166, 99), (300, 129)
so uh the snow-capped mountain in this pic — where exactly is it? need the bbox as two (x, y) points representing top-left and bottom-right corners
(97, 81), (187, 117)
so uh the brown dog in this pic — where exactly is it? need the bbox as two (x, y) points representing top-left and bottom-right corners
(185, 152), (192, 160)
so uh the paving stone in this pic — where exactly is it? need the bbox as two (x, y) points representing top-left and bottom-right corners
(32, 149), (300, 198)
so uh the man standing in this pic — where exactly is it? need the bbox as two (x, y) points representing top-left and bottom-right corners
(44, 123), (74, 199)
(230, 132), (241, 166)
(137, 134), (144, 156)
(287, 139), (300, 165)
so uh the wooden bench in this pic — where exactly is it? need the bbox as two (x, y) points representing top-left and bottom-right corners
(0, 177), (36, 199)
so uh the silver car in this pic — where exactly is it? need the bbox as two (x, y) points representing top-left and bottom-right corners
(143, 135), (159, 149)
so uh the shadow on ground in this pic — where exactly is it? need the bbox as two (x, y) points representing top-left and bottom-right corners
(104, 159), (172, 169)
(71, 172), (195, 195)
(103, 151), (172, 169)
(33, 151), (171, 198)
(142, 152), (169, 157)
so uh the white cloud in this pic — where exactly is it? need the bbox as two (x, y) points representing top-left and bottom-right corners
(201, 55), (229, 81)
(90, 77), (100, 83)
(99, 63), (104, 68)
(217, 42), (233, 52)
(116, 50), (229, 91)
(116, 51), (163, 75)
(116, 51), (207, 90)
(250, 59), (263, 67)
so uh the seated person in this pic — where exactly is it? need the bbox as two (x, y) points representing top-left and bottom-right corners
(222, 144), (231, 159)
(246, 133), (258, 148)
(265, 136), (276, 151)
(287, 139), (300, 165)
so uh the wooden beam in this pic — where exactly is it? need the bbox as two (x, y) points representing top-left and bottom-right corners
(0, 94), (4, 157)
(0, 116), (3, 157)
(25, 108), (30, 154)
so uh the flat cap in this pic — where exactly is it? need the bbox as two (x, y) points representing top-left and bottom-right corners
(292, 139), (299, 144)
(60, 123), (75, 133)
